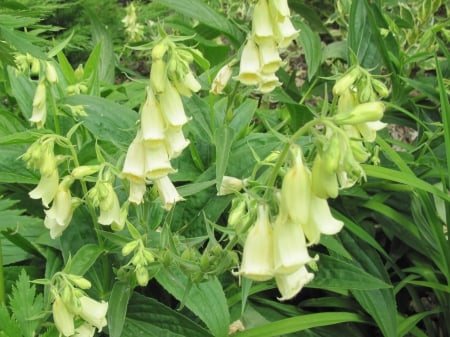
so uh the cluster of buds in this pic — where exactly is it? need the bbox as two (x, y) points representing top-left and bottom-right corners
(236, 0), (298, 93)
(22, 137), (81, 238)
(15, 53), (59, 129)
(121, 2), (145, 42)
(236, 145), (343, 300)
(50, 272), (108, 337)
(121, 237), (155, 286)
(122, 37), (201, 209)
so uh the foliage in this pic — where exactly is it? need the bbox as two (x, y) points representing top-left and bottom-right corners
(0, 0), (449, 337)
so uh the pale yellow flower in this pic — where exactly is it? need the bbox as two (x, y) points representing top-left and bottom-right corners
(275, 266), (314, 301)
(273, 16), (299, 49)
(154, 175), (184, 210)
(210, 63), (233, 94)
(144, 143), (175, 180)
(252, 0), (274, 43)
(29, 82), (47, 128)
(141, 86), (166, 144)
(44, 180), (74, 238)
(258, 39), (282, 74)
(78, 296), (108, 332)
(29, 169), (58, 208)
(164, 126), (190, 159)
(52, 294), (75, 337)
(236, 39), (261, 86)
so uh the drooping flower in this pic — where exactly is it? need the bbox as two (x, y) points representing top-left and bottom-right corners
(275, 266), (314, 301)
(154, 175), (184, 210)
(29, 169), (59, 208)
(74, 323), (95, 337)
(159, 79), (189, 127)
(273, 216), (313, 274)
(78, 296), (108, 332)
(252, 0), (273, 43)
(217, 176), (246, 196)
(122, 131), (147, 204)
(44, 178), (75, 238)
(52, 294), (75, 337)
(29, 81), (47, 129)
(268, 0), (290, 20)
(97, 183), (121, 227)
(303, 195), (344, 245)
(238, 204), (274, 281)
(281, 146), (312, 224)
(311, 154), (339, 199)
(144, 142), (175, 180)
(258, 39), (282, 75)
(141, 86), (166, 144)
(257, 73), (281, 93)
(273, 16), (299, 49)
(164, 126), (190, 159)
(236, 39), (261, 86)
(210, 63), (233, 94)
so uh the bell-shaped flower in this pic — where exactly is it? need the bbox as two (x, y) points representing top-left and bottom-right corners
(281, 146), (312, 224)
(236, 39), (261, 86)
(44, 178), (75, 239)
(52, 294), (75, 337)
(78, 296), (108, 332)
(144, 143), (175, 179)
(74, 323), (95, 337)
(141, 87), (166, 144)
(159, 79), (189, 127)
(273, 215), (313, 274)
(29, 169), (59, 207)
(165, 126), (190, 159)
(269, 0), (290, 20)
(275, 266), (314, 301)
(274, 16), (299, 49)
(257, 73), (281, 93)
(311, 154), (338, 199)
(128, 180), (147, 205)
(237, 204), (274, 281)
(259, 39), (282, 75)
(122, 131), (146, 183)
(29, 82), (47, 129)
(154, 175), (184, 210)
(174, 70), (202, 97)
(210, 63), (233, 94)
(355, 120), (387, 142)
(304, 195), (344, 245)
(252, 0), (274, 43)
(98, 183), (121, 226)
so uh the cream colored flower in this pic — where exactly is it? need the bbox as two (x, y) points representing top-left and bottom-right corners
(128, 180), (147, 205)
(52, 294), (75, 337)
(141, 86), (166, 144)
(98, 184), (121, 226)
(29, 82), (47, 128)
(355, 121), (387, 142)
(275, 266), (314, 301)
(74, 323), (95, 337)
(78, 296), (108, 332)
(29, 169), (59, 207)
(217, 176), (245, 196)
(144, 143), (175, 180)
(257, 73), (281, 93)
(175, 70), (202, 97)
(154, 175), (184, 210)
(164, 126), (190, 159)
(303, 195), (344, 245)
(252, 0), (274, 43)
(122, 131), (146, 183)
(311, 154), (338, 199)
(273, 216), (312, 274)
(273, 16), (299, 49)
(281, 146), (312, 224)
(236, 39), (261, 86)
(258, 39), (282, 74)
(159, 79), (189, 127)
(210, 63), (233, 94)
(238, 204), (274, 281)
(44, 180), (75, 238)
(269, 0), (290, 20)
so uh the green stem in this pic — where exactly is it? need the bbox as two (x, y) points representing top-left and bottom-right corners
(0, 238), (4, 304)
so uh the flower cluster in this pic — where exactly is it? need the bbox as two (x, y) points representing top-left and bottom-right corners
(50, 272), (108, 337)
(236, 145), (343, 300)
(15, 53), (59, 129)
(236, 0), (298, 93)
(122, 38), (201, 209)
(121, 2), (144, 42)
(121, 236), (155, 286)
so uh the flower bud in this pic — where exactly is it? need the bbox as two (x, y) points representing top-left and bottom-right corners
(322, 133), (341, 173)
(45, 61), (58, 84)
(142, 249), (155, 263)
(152, 41), (168, 60)
(66, 274), (92, 290)
(311, 154), (339, 199)
(71, 165), (100, 179)
(122, 240), (139, 256)
(159, 78), (189, 127)
(335, 101), (385, 125)
(30, 58), (40, 76)
(217, 176), (245, 196)
(150, 59), (167, 93)
(332, 67), (361, 96)
(29, 82), (47, 128)
(228, 198), (247, 228)
(210, 63), (233, 94)
(135, 265), (150, 286)
(372, 79), (389, 98)
(74, 64), (84, 81)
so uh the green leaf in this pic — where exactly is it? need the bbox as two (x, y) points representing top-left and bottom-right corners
(9, 270), (43, 337)
(66, 243), (104, 276)
(234, 312), (368, 337)
(0, 144), (38, 184)
(47, 30), (74, 58)
(0, 27), (46, 60)
(7, 67), (35, 120)
(122, 293), (213, 337)
(61, 95), (138, 149)
(309, 255), (391, 291)
(215, 126), (235, 191)
(156, 266), (229, 337)
(153, 0), (244, 46)
(295, 19), (322, 80)
(0, 305), (22, 337)
(108, 282), (132, 337)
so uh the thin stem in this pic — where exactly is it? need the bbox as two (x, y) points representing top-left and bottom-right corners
(48, 85), (61, 135)
(0, 238), (4, 304)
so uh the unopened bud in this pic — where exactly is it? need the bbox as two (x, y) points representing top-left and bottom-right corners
(30, 58), (40, 76)
(333, 67), (361, 96)
(71, 165), (100, 179)
(142, 249), (154, 263)
(322, 134), (341, 173)
(152, 42), (168, 60)
(372, 79), (389, 98)
(335, 101), (385, 125)
(218, 176), (245, 196)
(45, 62), (58, 84)
(122, 240), (139, 256)
(74, 65), (84, 81)
(210, 63), (233, 94)
(135, 265), (149, 286)
(150, 59), (167, 93)
(67, 274), (91, 289)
